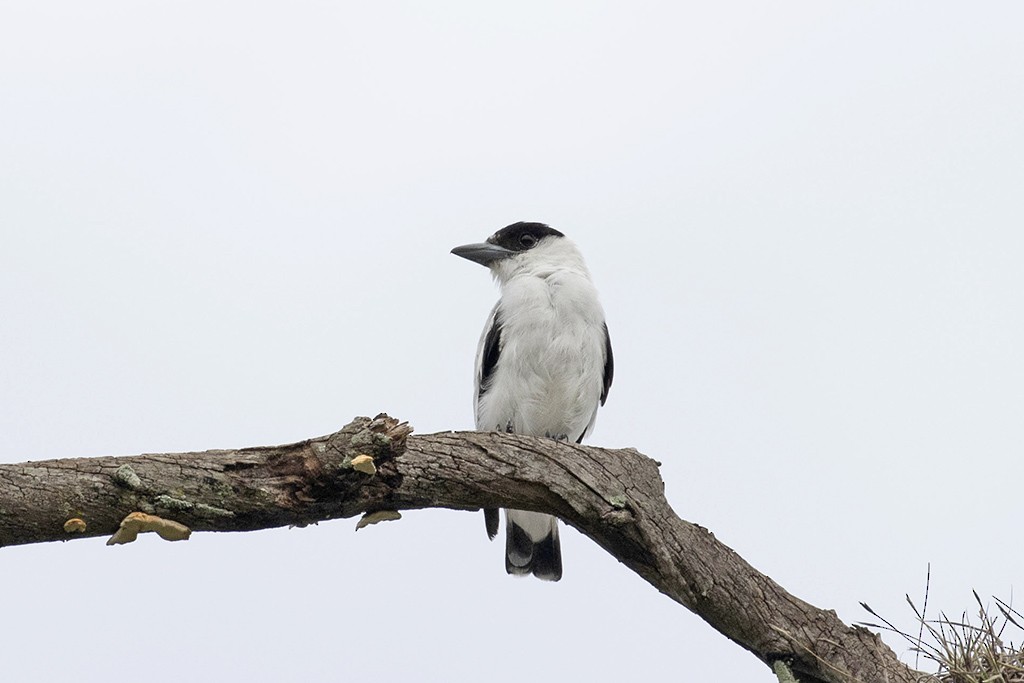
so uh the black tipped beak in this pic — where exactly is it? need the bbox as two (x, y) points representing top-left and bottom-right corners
(451, 242), (514, 267)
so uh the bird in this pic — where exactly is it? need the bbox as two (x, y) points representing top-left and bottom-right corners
(451, 222), (613, 581)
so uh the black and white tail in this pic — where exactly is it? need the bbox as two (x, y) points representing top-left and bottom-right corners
(503, 509), (562, 581)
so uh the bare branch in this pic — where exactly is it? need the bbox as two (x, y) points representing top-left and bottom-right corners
(0, 414), (919, 683)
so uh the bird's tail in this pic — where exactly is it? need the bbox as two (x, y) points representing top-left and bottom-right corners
(504, 509), (562, 581)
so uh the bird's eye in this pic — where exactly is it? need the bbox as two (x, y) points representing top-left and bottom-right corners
(519, 234), (538, 248)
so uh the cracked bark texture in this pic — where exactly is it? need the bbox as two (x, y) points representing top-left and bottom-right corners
(0, 415), (921, 683)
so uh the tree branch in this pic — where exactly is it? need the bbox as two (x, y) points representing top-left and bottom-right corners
(0, 415), (920, 683)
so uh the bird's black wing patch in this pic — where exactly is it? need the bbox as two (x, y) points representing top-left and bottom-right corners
(478, 309), (502, 399)
(600, 322), (614, 406)
(478, 309), (503, 540)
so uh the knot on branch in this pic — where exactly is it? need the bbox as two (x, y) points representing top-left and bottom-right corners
(331, 414), (412, 469)
(355, 413), (413, 460)
(292, 414), (414, 516)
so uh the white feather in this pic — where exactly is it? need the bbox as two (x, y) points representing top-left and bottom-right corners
(474, 236), (607, 443)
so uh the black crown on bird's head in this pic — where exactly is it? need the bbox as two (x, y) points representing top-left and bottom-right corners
(487, 222), (565, 253)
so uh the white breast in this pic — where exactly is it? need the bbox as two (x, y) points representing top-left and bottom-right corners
(474, 258), (607, 441)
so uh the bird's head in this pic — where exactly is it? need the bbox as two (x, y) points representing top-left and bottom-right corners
(451, 222), (580, 283)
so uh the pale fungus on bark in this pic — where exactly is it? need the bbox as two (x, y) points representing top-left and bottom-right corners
(106, 512), (192, 546)
(350, 454), (377, 475)
(355, 510), (402, 530)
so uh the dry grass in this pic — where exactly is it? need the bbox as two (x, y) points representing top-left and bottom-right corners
(860, 570), (1024, 683)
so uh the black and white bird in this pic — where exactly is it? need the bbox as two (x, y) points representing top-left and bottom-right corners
(451, 222), (613, 581)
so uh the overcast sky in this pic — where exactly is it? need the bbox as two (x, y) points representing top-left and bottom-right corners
(2, 3), (1022, 681)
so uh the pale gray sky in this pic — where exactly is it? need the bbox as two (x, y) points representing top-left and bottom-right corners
(2, 3), (1022, 681)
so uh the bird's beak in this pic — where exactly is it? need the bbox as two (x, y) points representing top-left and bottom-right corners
(451, 242), (515, 267)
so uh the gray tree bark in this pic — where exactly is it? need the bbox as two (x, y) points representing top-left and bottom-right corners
(0, 414), (921, 683)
